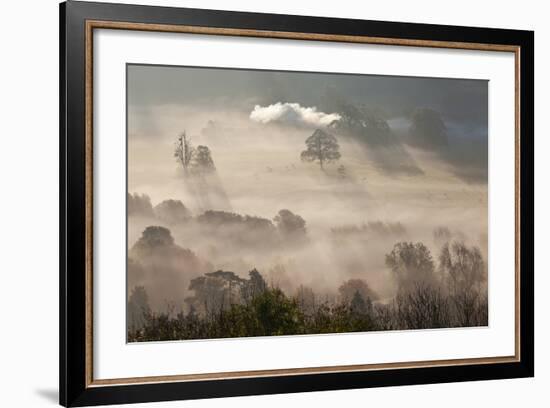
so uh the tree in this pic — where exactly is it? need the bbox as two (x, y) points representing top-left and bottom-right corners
(300, 129), (341, 169)
(385, 242), (436, 292)
(408, 108), (448, 150)
(241, 269), (268, 304)
(337, 165), (347, 179)
(274, 209), (306, 237)
(350, 291), (372, 316)
(127, 286), (151, 331)
(328, 102), (392, 147)
(246, 288), (304, 336)
(187, 274), (227, 316)
(174, 131), (194, 173)
(174, 132), (216, 174)
(133, 226), (174, 251)
(187, 270), (248, 315)
(191, 145), (215, 173)
(187, 269), (269, 317)
(439, 241), (486, 326)
(127, 257), (146, 290)
(153, 199), (191, 224)
(439, 241), (485, 293)
(295, 285), (316, 315)
(128, 193), (154, 217)
(196, 210), (278, 247)
(433, 226), (452, 246)
(338, 279), (378, 303)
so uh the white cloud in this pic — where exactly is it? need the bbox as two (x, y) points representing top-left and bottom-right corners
(249, 102), (341, 128)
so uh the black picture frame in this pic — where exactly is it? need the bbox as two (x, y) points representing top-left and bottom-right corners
(60, 1), (534, 406)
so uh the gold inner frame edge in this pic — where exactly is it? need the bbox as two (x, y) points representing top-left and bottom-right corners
(84, 19), (522, 388)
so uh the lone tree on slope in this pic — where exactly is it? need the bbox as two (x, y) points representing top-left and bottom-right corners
(174, 131), (194, 174)
(300, 129), (341, 170)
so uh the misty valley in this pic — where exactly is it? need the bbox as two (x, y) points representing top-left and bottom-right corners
(127, 65), (488, 342)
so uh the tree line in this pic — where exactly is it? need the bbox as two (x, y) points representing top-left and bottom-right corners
(128, 239), (487, 342)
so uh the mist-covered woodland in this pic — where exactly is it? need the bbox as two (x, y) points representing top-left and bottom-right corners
(127, 65), (489, 342)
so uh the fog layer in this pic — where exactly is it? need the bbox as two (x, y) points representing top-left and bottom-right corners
(127, 65), (488, 316)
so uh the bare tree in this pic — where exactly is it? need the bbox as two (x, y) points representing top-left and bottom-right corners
(174, 131), (194, 174)
(393, 283), (451, 329)
(439, 241), (485, 294)
(337, 164), (347, 179)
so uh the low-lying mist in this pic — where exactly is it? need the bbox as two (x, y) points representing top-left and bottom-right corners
(127, 106), (487, 316)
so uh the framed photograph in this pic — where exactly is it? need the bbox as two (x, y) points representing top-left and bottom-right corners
(60, 1), (534, 406)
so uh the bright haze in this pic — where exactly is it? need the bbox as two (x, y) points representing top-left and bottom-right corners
(127, 63), (488, 312)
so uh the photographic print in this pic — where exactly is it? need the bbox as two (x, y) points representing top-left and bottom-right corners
(60, 5), (533, 404)
(126, 64), (489, 342)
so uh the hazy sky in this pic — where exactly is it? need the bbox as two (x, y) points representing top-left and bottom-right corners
(128, 63), (488, 183)
(128, 64), (488, 130)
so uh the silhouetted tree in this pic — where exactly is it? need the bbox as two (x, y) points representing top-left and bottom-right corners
(300, 129), (341, 169)
(174, 131), (194, 173)
(187, 274), (227, 316)
(393, 283), (451, 329)
(408, 108), (448, 150)
(338, 279), (378, 303)
(328, 101), (392, 146)
(187, 270), (249, 316)
(439, 241), (486, 326)
(274, 209), (306, 237)
(385, 242), (436, 292)
(337, 164), (347, 179)
(192, 145), (215, 173)
(196, 210), (278, 247)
